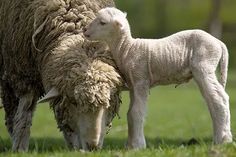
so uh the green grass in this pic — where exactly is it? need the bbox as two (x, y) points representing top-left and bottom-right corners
(0, 72), (236, 156)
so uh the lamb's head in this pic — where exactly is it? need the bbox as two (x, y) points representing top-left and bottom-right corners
(84, 7), (129, 42)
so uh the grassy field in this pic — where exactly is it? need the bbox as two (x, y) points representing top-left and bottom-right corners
(0, 72), (235, 157)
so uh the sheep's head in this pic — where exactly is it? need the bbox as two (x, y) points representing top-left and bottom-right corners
(38, 85), (120, 151)
(84, 7), (128, 41)
(72, 59), (122, 151)
(39, 42), (122, 151)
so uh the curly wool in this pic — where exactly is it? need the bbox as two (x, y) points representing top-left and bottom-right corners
(32, 0), (123, 117)
(41, 34), (122, 114)
(0, 0), (122, 138)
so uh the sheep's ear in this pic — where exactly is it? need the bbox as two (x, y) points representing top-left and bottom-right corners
(37, 87), (60, 103)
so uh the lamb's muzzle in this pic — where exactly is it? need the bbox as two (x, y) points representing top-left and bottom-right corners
(83, 27), (90, 38)
(85, 7), (232, 149)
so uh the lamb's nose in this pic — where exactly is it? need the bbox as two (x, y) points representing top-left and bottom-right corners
(83, 27), (90, 38)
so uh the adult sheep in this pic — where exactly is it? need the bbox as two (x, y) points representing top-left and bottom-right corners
(84, 7), (232, 149)
(0, 0), (123, 152)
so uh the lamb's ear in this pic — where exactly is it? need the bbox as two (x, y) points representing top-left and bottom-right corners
(113, 17), (125, 31)
(37, 87), (60, 103)
(123, 12), (127, 18)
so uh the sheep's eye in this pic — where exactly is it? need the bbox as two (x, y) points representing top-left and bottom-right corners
(100, 21), (106, 25)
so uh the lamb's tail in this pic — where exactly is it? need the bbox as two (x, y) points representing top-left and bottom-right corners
(219, 42), (229, 89)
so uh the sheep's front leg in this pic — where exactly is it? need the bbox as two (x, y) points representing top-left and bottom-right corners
(62, 130), (81, 150)
(127, 81), (149, 149)
(12, 91), (37, 152)
(1, 81), (19, 137)
(52, 103), (81, 150)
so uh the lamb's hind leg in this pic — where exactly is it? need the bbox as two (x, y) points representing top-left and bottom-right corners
(127, 81), (149, 149)
(193, 72), (232, 144)
(12, 91), (38, 151)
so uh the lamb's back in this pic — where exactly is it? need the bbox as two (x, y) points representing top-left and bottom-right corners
(131, 30), (205, 85)
(148, 29), (219, 85)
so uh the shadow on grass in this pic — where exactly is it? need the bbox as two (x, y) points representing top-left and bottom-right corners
(104, 136), (212, 150)
(0, 136), (212, 153)
(0, 137), (67, 153)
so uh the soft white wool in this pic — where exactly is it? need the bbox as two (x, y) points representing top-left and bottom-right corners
(84, 7), (232, 149)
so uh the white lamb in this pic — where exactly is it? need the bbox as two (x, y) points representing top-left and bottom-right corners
(83, 7), (232, 149)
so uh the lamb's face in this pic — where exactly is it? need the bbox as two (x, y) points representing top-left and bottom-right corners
(84, 7), (127, 42)
(83, 14), (116, 41)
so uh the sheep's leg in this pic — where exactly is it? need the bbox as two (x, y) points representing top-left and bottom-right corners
(1, 81), (19, 137)
(193, 72), (232, 144)
(127, 81), (149, 149)
(62, 130), (81, 150)
(12, 91), (37, 152)
(52, 103), (80, 149)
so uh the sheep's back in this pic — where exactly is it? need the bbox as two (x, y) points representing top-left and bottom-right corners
(0, 0), (115, 96)
(0, 0), (43, 96)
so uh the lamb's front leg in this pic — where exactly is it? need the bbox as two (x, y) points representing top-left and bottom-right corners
(127, 81), (149, 149)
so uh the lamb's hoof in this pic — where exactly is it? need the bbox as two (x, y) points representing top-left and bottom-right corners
(222, 134), (233, 143)
(214, 134), (233, 144)
(125, 140), (146, 150)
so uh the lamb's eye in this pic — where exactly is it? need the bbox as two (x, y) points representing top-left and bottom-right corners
(100, 21), (106, 25)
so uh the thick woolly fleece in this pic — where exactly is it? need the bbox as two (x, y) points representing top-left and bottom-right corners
(0, 0), (122, 151)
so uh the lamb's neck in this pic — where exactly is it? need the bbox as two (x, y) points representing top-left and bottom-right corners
(107, 33), (133, 70)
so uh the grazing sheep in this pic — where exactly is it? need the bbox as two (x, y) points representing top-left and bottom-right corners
(84, 7), (232, 149)
(0, 0), (123, 151)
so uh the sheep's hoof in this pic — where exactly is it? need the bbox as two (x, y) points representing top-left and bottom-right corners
(12, 146), (28, 152)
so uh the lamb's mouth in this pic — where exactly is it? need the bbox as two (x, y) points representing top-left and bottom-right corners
(83, 28), (91, 39)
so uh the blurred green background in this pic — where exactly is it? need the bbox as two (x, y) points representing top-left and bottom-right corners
(116, 0), (236, 69)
